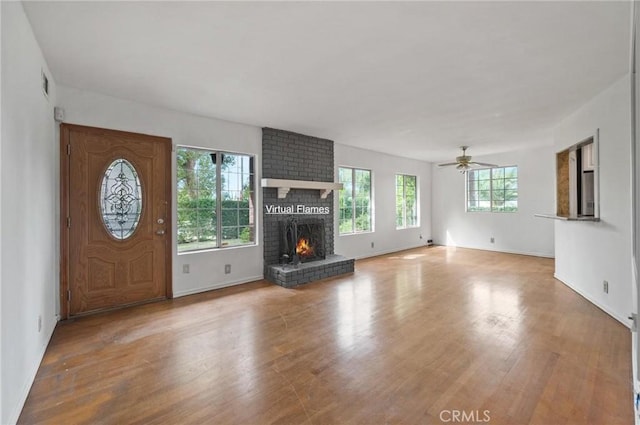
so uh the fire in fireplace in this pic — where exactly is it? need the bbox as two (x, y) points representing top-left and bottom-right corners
(281, 217), (325, 264)
(296, 237), (314, 258)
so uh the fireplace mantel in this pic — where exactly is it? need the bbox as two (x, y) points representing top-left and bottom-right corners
(261, 178), (343, 199)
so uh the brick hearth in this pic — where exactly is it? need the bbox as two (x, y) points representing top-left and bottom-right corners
(266, 255), (354, 288)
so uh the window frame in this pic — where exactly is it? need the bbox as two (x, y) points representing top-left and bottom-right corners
(395, 173), (419, 229)
(338, 166), (373, 235)
(466, 165), (518, 213)
(176, 146), (256, 253)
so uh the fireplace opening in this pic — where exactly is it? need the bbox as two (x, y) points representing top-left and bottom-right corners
(280, 217), (325, 264)
(296, 237), (314, 258)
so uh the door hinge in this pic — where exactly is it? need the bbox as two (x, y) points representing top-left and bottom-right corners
(67, 217), (71, 228)
(67, 290), (71, 301)
(66, 144), (70, 156)
(630, 313), (638, 332)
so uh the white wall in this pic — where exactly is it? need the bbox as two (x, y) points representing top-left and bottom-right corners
(1, 3), (59, 423)
(333, 143), (431, 259)
(633, 3), (640, 413)
(432, 145), (555, 258)
(554, 74), (633, 326)
(1, 2), (4, 422)
(57, 86), (263, 298)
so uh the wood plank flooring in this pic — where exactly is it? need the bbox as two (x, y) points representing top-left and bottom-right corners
(19, 247), (632, 424)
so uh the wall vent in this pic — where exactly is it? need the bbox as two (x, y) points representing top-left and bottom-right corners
(41, 69), (49, 99)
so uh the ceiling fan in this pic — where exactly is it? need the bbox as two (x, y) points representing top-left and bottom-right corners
(437, 146), (497, 173)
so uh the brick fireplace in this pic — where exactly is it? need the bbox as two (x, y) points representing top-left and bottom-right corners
(262, 128), (354, 287)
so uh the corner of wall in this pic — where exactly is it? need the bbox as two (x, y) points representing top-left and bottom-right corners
(431, 145), (555, 257)
(2, 2), (60, 422)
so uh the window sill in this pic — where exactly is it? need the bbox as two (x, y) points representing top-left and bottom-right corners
(466, 210), (518, 214)
(339, 230), (374, 237)
(177, 242), (258, 255)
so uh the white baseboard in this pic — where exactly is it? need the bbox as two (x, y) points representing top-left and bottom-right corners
(173, 275), (264, 298)
(7, 315), (57, 425)
(349, 243), (431, 261)
(554, 273), (631, 328)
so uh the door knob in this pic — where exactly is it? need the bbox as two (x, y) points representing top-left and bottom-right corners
(156, 230), (166, 235)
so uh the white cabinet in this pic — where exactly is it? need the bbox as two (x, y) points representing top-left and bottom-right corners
(582, 142), (595, 171)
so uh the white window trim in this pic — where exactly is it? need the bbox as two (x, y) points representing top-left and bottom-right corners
(338, 166), (374, 235)
(465, 165), (518, 213)
(396, 173), (419, 229)
(176, 146), (257, 254)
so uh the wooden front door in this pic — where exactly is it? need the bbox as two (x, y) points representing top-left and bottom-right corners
(61, 124), (172, 318)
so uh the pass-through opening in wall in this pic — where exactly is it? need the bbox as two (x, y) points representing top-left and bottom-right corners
(556, 130), (599, 219)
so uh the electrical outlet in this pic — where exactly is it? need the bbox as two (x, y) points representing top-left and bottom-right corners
(225, 264), (231, 274)
(371, 242), (374, 249)
(182, 264), (190, 274)
(490, 237), (495, 243)
(603, 280), (609, 294)
(38, 315), (42, 333)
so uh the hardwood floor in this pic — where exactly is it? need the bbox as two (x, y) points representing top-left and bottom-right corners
(19, 247), (632, 424)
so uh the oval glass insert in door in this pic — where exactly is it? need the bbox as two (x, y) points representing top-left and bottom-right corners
(99, 158), (143, 240)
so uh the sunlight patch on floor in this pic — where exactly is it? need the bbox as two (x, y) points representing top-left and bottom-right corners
(387, 253), (426, 260)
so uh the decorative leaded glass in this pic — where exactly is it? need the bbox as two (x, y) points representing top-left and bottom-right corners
(100, 158), (142, 240)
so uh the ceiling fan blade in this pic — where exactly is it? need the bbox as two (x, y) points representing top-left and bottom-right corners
(469, 162), (498, 167)
(438, 162), (459, 167)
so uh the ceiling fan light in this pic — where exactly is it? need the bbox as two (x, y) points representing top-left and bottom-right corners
(456, 163), (470, 174)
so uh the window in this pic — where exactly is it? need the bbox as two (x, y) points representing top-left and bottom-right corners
(100, 158), (142, 240)
(396, 174), (418, 229)
(467, 166), (518, 212)
(338, 167), (372, 234)
(177, 147), (255, 252)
